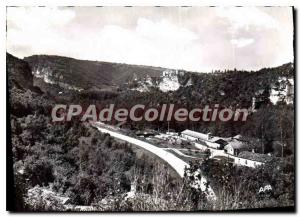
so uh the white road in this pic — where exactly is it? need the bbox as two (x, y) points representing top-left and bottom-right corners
(93, 122), (216, 201)
(94, 124), (189, 178)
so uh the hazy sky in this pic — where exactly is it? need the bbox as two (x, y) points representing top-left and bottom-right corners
(7, 6), (294, 72)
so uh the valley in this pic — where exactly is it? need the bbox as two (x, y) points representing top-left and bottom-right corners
(7, 53), (295, 211)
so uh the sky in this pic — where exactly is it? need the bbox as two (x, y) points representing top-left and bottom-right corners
(6, 6), (294, 72)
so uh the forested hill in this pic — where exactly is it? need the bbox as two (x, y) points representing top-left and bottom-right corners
(7, 53), (35, 91)
(6, 52), (295, 147)
(21, 53), (294, 110)
(172, 62), (294, 108)
(24, 54), (164, 91)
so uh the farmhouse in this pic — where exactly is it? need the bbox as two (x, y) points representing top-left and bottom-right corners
(224, 140), (247, 155)
(224, 135), (249, 155)
(234, 151), (274, 168)
(181, 129), (209, 141)
(181, 129), (227, 149)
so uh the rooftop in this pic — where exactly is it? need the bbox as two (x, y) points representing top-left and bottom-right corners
(238, 151), (274, 163)
(181, 129), (228, 147)
(181, 129), (209, 141)
(233, 134), (243, 140)
(225, 138), (247, 149)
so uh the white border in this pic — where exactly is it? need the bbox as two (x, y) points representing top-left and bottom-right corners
(1, 1), (298, 216)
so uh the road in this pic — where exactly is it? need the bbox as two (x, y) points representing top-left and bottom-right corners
(94, 124), (189, 177)
(92, 122), (216, 201)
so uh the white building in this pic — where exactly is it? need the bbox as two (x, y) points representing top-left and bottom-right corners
(181, 129), (227, 149)
(181, 129), (210, 141)
(224, 136), (248, 156)
(234, 151), (273, 168)
(234, 156), (264, 168)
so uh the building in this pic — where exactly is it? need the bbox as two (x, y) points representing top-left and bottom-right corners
(209, 136), (228, 149)
(181, 129), (208, 141)
(224, 138), (248, 156)
(181, 129), (227, 149)
(234, 151), (274, 168)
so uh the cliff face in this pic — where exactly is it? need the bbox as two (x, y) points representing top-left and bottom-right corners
(24, 55), (164, 92)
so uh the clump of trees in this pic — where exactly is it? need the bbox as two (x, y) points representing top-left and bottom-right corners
(198, 157), (294, 210)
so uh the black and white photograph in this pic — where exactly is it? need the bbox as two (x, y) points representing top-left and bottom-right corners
(5, 5), (295, 212)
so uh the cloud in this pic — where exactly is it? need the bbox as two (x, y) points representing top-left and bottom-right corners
(6, 7), (293, 72)
(85, 18), (201, 71)
(7, 7), (76, 57)
(7, 7), (75, 29)
(231, 38), (254, 48)
(216, 7), (279, 32)
(136, 18), (198, 41)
